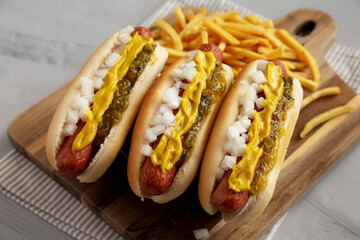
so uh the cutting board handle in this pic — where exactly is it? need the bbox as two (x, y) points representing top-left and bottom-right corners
(274, 8), (337, 57)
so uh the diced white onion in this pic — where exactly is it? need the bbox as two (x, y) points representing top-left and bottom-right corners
(242, 98), (255, 118)
(173, 81), (181, 90)
(150, 125), (165, 137)
(105, 53), (120, 68)
(79, 106), (90, 121)
(113, 45), (124, 54)
(119, 25), (134, 35)
(252, 82), (263, 93)
(171, 62), (196, 83)
(171, 69), (182, 79)
(251, 70), (267, 84)
(66, 109), (79, 124)
(159, 104), (172, 114)
(227, 125), (239, 140)
(94, 69), (108, 79)
(188, 50), (199, 59)
(99, 63), (107, 69)
(185, 61), (196, 69)
(216, 167), (225, 181)
(80, 76), (94, 97)
(180, 82), (189, 89)
(256, 97), (265, 109)
(245, 85), (257, 101)
(164, 127), (172, 136)
(231, 137), (246, 156)
(140, 144), (153, 157)
(63, 123), (77, 136)
(241, 133), (249, 141)
(162, 87), (181, 109)
(182, 68), (196, 82)
(257, 59), (268, 72)
(232, 121), (247, 134)
(92, 77), (104, 90)
(162, 111), (176, 126)
(162, 87), (179, 101)
(224, 141), (233, 153)
(193, 229), (210, 240)
(72, 97), (89, 110)
(144, 128), (157, 143)
(221, 155), (237, 170)
(83, 94), (94, 104)
(238, 115), (251, 130)
(118, 33), (131, 44)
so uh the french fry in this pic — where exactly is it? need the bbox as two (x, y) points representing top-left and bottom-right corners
(166, 57), (180, 64)
(300, 103), (354, 138)
(281, 51), (298, 60)
(224, 59), (247, 68)
(282, 63), (318, 91)
(203, 18), (241, 45)
(151, 28), (161, 39)
(218, 40), (227, 51)
(276, 29), (320, 83)
(164, 47), (188, 58)
(230, 15), (252, 25)
(152, 7), (321, 82)
(226, 46), (265, 60)
(179, 8), (206, 39)
(239, 39), (259, 47)
(245, 15), (263, 25)
(292, 73), (318, 91)
(223, 52), (239, 61)
(174, 7), (186, 29)
(154, 19), (183, 50)
(226, 29), (272, 48)
(160, 29), (172, 42)
(214, 11), (238, 20)
(186, 10), (195, 21)
(263, 30), (285, 48)
(260, 19), (274, 28)
(221, 22), (265, 36)
(174, 24), (181, 34)
(292, 71), (311, 78)
(231, 67), (239, 76)
(155, 39), (170, 46)
(201, 29), (209, 44)
(301, 87), (341, 109)
(188, 35), (203, 49)
(280, 60), (307, 70)
(263, 29), (293, 51)
(263, 45), (285, 59)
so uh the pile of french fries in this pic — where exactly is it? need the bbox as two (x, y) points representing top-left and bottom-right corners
(151, 7), (355, 138)
(151, 7), (320, 91)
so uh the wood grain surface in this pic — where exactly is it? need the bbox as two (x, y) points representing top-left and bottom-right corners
(7, 8), (360, 240)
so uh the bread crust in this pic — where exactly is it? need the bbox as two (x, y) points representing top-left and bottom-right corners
(46, 33), (168, 183)
(127, 61), (234, 203)
(198, 60), (303, 223)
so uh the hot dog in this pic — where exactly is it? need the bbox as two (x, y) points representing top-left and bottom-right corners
(46, 26), (168, 182)
(198, 59), (303, 222)
(127, 44), (234, 203)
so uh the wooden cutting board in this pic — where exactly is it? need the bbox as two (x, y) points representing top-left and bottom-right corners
(7, 7), (360, 240)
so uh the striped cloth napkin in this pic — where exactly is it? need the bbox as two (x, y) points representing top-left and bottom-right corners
(1, 0), (359, 239)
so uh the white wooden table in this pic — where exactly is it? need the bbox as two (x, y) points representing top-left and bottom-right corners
(1, 0), (359, 239)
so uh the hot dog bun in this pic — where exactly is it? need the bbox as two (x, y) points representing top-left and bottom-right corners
(46, 31), (168, 183)
(128, 58), (234, 203)
(198, 60), (303, 223)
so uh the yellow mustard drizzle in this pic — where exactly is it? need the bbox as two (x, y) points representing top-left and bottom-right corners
(72, 32), (153, 152)
(150, 51), (217, 173)
(228, 62), (284, 192)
